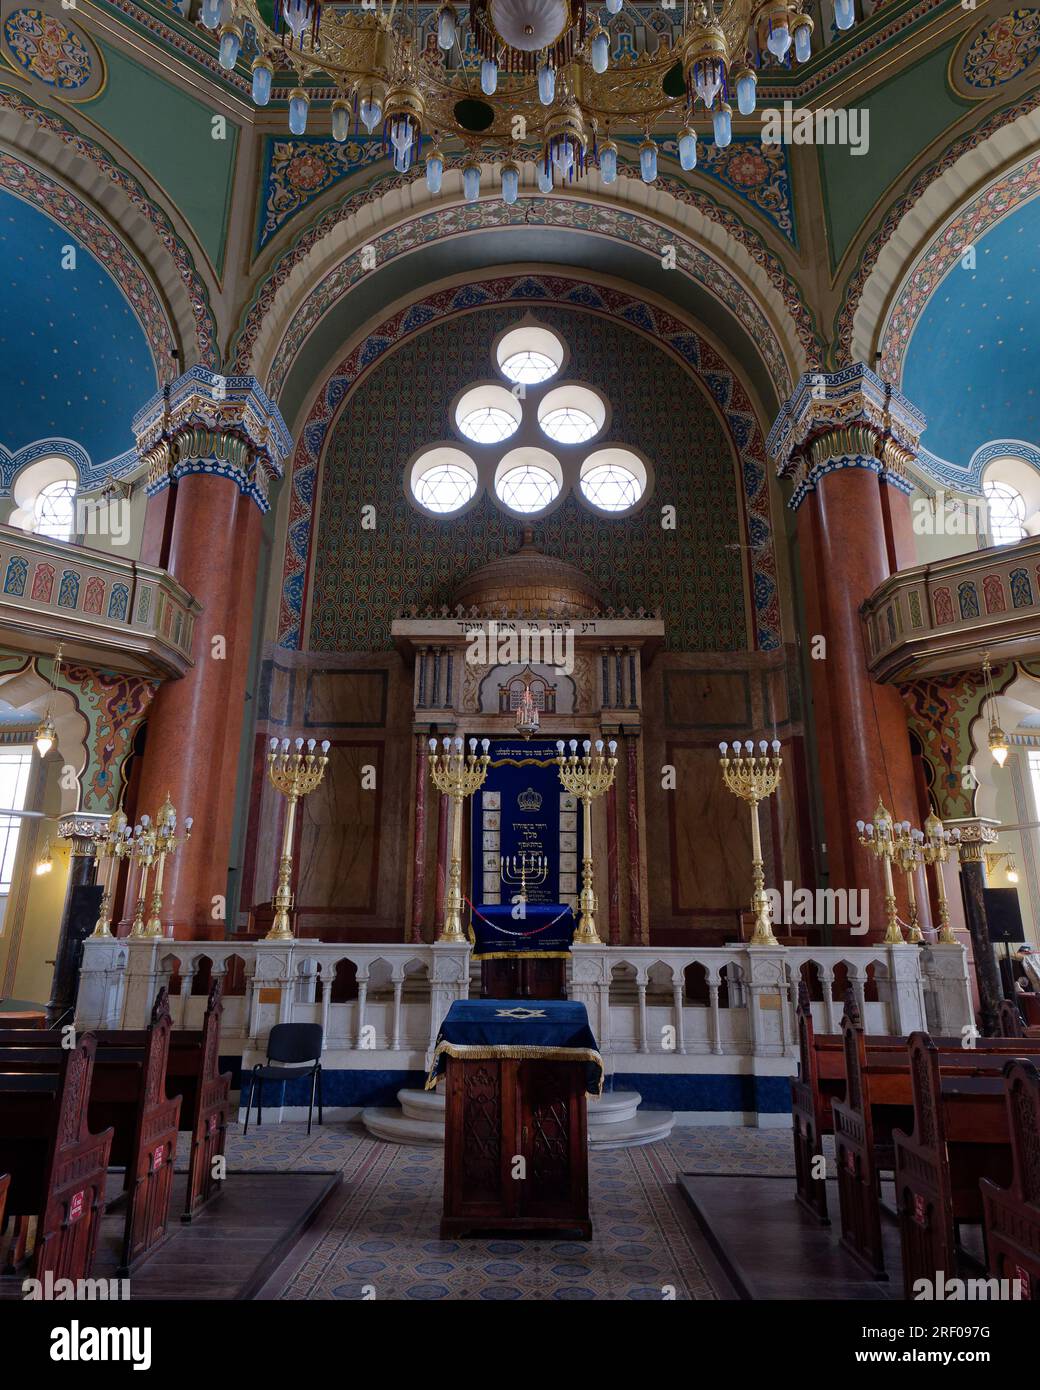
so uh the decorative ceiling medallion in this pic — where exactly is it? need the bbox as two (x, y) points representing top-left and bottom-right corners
(950, 5), (1040, 98)
(0, 4), (104, 102)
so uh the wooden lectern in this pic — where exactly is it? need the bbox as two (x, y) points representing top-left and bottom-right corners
(429, 999), (602, 1239)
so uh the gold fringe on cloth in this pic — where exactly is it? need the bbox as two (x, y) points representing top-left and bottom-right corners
(425, 1041), (605, 1095)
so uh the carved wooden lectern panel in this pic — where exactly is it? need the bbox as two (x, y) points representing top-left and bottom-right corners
(442, 1056), (590, 1239)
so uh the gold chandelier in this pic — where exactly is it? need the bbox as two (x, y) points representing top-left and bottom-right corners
(203, 0), (854, 199)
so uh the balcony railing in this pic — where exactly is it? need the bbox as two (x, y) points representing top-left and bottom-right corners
(862, 535), (1040, 683)
(0, 524), (199, 677)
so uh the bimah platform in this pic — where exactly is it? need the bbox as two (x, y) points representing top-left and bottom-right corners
(428, 999), (603, 1238)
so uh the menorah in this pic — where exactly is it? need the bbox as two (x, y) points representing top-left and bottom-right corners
(265, 736), (330, 941)
(129, 794), (193, 939)
(718, 739), (783, 947)
(855, 798), (907, 946)
(428, 736), (491, 943)
(555, 738), (617, 946)
(89, 808), (130, 938)
(500, 851), (548, 904)
(923, 812), (961, 945)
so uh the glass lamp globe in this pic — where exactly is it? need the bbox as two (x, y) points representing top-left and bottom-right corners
(678, 125), (697, 171)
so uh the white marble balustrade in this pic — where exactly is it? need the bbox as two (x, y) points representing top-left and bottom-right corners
(77, 937), (973, 1068)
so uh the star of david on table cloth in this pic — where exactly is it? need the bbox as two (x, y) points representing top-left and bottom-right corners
(426, 999), (604, 1094)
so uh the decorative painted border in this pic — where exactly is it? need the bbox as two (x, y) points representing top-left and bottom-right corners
(0, 149), (172, 374)
(0, 86), (218, 367)
(254, 131), (796, 256)
(0, 437), (137, 495)
(275, 273), (782, 655)
(831, 83), (1040, 365)
(879, 158), (1040, 385)
(234, 173), (819, 390)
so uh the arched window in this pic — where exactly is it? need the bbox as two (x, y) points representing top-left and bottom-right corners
(979, 453), (1040, 547)
(8, 457), (78, 542)
(33, 479), (78, 541)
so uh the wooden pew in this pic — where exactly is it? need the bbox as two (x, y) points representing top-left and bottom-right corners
(981, 1059), (1040, 1300)
(998, 998), (1040, 1040)
(0, 990), (181, 1274)
(790, 983), (906, 1223)
(0, 1036), (113, 1279)
(166, 981), (232, 1221)
(0, 981), (231, 1226)
(893, 1032), (1015, 1299)
(832, 1011), (1039, 1279)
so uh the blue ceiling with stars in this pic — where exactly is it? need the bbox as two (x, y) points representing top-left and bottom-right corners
(902, 195), (1039, 469)
(0, 188), (156, 469)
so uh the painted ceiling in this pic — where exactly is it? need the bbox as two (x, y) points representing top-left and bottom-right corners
(0, 187), (156, 469)
(901, 193), (1040, 469)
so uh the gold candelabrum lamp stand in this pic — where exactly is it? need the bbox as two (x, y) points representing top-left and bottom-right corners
(555, 737), (617, 947)
(924, 812), (961, 945)
(428, 736), (491, 944)
(265, 736), (331, 942)
(893, 820), (926, 944)
(718, 739), (783, 947)
(129, 795), (192, 939)
(89, 809), (131, 938)
(856, 798), (908, 946)
(500, 851), (548, 905)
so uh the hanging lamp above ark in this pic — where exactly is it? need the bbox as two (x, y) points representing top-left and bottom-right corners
(215, 0), (853, 200)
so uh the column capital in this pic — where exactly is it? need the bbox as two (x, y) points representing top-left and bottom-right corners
(767, 363), (925, 510)
(946, 816), (1001, 862)
(133, 367), (292, 513)
(57, 812), (107, 849)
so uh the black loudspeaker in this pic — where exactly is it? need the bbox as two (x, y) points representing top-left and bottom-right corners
(983, 886), (1026, 944)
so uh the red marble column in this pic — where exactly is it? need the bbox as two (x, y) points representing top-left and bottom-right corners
(797, 469), (921, 936)
(606, 780), (620, 945)
(131, 370), (290, 940)
(411, 735), (428, 942)
(135, 476), (261, 938)
(625, 735), (645, 943)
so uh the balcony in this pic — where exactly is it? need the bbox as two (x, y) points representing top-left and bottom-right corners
(862, 536), (1040, 683)
(0, 524), (199, 677)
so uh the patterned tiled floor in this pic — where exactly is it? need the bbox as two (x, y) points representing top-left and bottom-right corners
(185, 1120), (806, 1301)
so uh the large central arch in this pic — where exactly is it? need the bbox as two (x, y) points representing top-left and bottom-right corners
(232, 163), (820, 422)
(272, 269), (785, 656)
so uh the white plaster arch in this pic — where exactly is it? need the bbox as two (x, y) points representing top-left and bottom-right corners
(234, 161), (816, 402)
(972, 665), (1040, 824)
(0, 659), (90, 816)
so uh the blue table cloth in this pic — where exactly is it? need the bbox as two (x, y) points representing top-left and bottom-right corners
(426, 998), (604, 1095)
(470, 903), (575, 959)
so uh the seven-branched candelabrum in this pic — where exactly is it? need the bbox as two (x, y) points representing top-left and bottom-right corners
(555, 737), (617, 946)
(718, 739), (782, 947)
(428, 736), (491, 943)
(266, 737), (331, 941)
